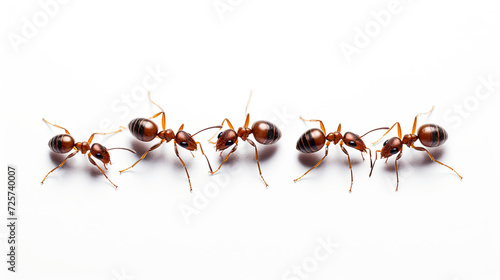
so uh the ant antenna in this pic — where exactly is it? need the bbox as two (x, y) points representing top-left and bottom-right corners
(190, 126), (223, 138)
(244, 90), (253, 116)
(107, 147), (136, 154)
(148, 92), (165, 113)
(359, 127), (389, 138)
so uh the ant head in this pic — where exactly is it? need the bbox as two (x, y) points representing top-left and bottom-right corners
(158, 129), (175, 142)
(237, 127), (252, 141)
(90, 143), (111, 165)
(380, 137), (402, 158)
(215, 129), (238, 151)
(343, 132), (367, 152)
(75, 142), (90, 154)
(175, 131), (197, 151)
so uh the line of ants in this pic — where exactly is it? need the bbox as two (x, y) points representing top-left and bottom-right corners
(42, 92), (462, 192)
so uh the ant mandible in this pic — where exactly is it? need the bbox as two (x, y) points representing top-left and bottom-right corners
(41, 119), (135, 188)
(208, 92), (281, 186)
(369, 106), (463, 191)
(119, 92), (222, 192)
(294, 118), (388, 191)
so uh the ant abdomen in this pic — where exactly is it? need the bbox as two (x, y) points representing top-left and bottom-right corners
(417, 124), (448, 148)
(296, 128), (325, 153)
(128, 118), (158, 142)
(251, 121), (281, 145)
(48, 134), (75, 153)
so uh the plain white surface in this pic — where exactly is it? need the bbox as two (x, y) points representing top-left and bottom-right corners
(1, 1), (500, 279)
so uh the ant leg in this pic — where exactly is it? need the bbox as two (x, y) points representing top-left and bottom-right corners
(244, 113), (250, 128)
(294, 142), (331, 182)
(340, 143), (354, 192)
(148, 92), (167, 130)
(87, 127), (124, 145)
(150, 111), (166, 131)
(412, 145), (463, 179)
(369, 150), (381, 177)
(148, 91), (167, 130)
(246, 139), (268, 187)
(299, 117), (326, 134)
(41, 150), (78, 184)
(412, 106), (434, 134)
(366, 148), (373, 170)
(195, 142), (213, 173)
(119, 140), (164, 173)
(178, 124), (184, 131)
(360, 151), (365, 160)
(42, 118), (71, 135)
(394, 152), (403, 191)
(88, 154), (117, 188)
(211, 144), (238, 174)
(372, 122), (402, 145)
(208, 118), (235, 144)
(174, 143), (192, 192)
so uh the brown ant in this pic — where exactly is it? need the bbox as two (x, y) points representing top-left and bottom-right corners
(208, 92), (281, 186)
(41, 119), (135, 188)
(369, 107), (463, 191)
(294, 118), (388, 191)
(119, 93), (221, 192)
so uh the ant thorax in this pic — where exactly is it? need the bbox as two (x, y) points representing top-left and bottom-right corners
(75, 142), (90, 154)
(237, 127), (251, 141)
(402, 134), (418, 147)
(326, 131), (342, 144)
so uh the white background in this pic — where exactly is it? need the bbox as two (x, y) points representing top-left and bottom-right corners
(1, 1), (500, 279)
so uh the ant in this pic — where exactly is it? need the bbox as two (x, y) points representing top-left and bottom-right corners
(369, 107), (463, 191)
(119, 93), (221, 192)
(41, 119), (135, 188)
(208, 92), (281, 186)
(294, 117), (388, 191)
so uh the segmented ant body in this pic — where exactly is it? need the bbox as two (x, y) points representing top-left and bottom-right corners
(119, 93), (221, 191)
(208, 92), (281, 186)
(369, 107), (463, 191)
(41, 119), (135, 188)
(294, 118), (387, 191)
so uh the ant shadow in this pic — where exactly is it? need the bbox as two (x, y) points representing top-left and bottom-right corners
(48, 152), (87, 172)
(256, 144), (279, 162)
(213, 142), (279, 168)
(297, 147), (366, 168)
(49, 152), (70, 166)
(381, 147), (446, 172)
(129, 139), (168, 162)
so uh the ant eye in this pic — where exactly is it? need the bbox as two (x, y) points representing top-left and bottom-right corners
(179, 142), (188, 148)
(390, 148), (399, 155)
(383, 140), (389, 146)
(217, 132), (222, 139)
(348, 141), (356, 147)
(95, 153), (103, 159)
(225, 140), (234, 147)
